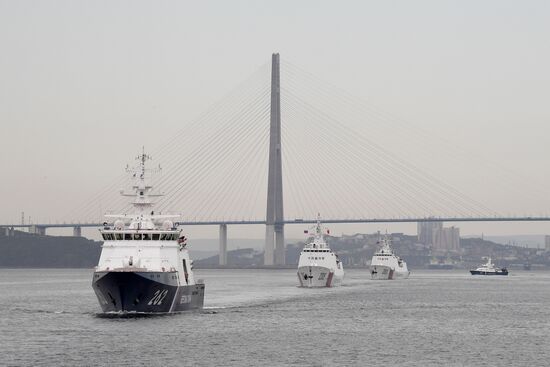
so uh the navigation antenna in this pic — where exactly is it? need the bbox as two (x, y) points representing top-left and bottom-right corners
(306, 213), (329, 239)
(136, 146), (152, 179)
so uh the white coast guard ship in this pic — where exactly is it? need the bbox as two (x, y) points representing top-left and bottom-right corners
(370, 234), (410, 280)
(297, 215), (344, 287)
(92, 150), (205, 313)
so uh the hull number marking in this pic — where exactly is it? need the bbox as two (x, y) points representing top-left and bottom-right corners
(148, 289), (168, 306)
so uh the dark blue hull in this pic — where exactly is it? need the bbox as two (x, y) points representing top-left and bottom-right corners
(470, 270), (508, 276)
(92, 271), (204, 313)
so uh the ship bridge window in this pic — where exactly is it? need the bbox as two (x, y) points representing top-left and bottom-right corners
(143, 234), (151, 240)
(115, 233), (123, 241)
(133, 234), (142, 240)
(160, 234), (168, 241)
(152, 233), (160, 240)
(124, 233), (132, 240)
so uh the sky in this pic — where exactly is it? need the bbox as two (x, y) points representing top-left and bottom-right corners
(1, 0), (549, 242)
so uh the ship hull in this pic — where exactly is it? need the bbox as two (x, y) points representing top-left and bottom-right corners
(92, 271), (204, 313)
(297, 266), (344, 287)
(370, 265), (410, 280)
(470, 270), (508, 276)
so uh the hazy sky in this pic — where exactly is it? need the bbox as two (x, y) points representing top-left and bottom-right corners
(1, 0), (549, 240)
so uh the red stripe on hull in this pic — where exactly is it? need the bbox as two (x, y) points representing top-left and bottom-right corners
(326, 271), (334, 287)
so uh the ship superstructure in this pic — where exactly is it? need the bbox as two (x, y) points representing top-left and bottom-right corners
(370, 234), (410, 280)
(297, 215), (344, 287)
(92, 150), (205, 313)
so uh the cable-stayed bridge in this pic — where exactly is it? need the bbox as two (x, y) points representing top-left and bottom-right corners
(3, 53), (549, 265)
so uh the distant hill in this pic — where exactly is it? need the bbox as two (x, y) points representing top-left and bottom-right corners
(195, 232), (550, 269)
(194, 248), (265, 268)
(2, 230), (547, 269)
(185, 238), (300, 252)
(484, 235), (545, 249)
(0, 231), (101, 268)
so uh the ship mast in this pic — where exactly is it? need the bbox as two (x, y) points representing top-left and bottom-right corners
(315, 213), (322, 238)
(121, 147), (162, 215)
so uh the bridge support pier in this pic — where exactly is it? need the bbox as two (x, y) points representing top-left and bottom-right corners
(29, 225), (46, 236)
(73, 226), (82, 237)
(219, 224), (227, 266)
(274, 224), (285, 265)
(265, 224), (286, 266)
(264, 225), (274, 265)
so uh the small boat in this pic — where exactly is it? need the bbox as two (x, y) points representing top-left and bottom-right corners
(470, 257), (508, 276)
(297, 215), (344, 287)
(370, 234), (410, 280)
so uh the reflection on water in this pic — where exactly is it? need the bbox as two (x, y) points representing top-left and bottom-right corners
(1, 268), (549, 366)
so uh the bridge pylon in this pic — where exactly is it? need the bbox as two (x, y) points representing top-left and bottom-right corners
(219, 224), (228, 266)
(265, 53), (285, 266)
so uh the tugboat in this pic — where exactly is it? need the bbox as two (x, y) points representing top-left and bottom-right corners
(470, 257), (508, 276)
(92, 150), (205, 313)
(370, 234), (410, 280)
(297, 215), (344, 287)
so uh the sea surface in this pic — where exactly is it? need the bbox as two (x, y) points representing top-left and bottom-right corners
(0, 268), (549, 366)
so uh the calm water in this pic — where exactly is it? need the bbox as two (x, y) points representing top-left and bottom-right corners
(0, 268), (549, 366)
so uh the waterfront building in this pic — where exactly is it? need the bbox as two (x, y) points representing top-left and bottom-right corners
(418, 221), (460, 254)
(418, 221), (442, 246)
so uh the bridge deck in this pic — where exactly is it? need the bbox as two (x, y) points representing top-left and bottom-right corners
(4, 216), (550, 228)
